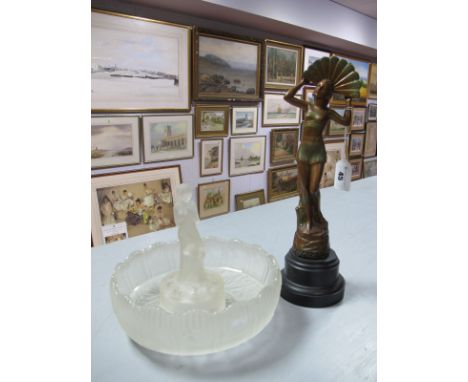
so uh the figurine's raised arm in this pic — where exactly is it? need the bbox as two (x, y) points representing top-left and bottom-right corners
(328, 98), (353, 126)
(284, 78), (309, 110)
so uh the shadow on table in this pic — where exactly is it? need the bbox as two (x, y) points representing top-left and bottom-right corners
(131, 299), (309, 378)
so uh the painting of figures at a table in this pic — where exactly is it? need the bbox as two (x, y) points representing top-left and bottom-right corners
(97, 179), (175, 239)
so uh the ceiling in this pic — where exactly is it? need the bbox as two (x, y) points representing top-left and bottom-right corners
(331, 0), (377, 19)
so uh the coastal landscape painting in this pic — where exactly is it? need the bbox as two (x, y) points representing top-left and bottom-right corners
(229, 136), (266, 176)
(91, 10), (191, 111)
(232, 106), (258, 135)
(91, 116), (140, 168)
(263, 92), (301, 126)
(195, 33), (260, 100)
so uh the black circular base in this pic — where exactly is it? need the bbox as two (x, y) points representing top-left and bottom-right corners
(281, 248), (345, 308)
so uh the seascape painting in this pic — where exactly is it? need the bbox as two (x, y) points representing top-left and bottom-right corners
(232, 107), (258, 135)
(263, 93), (301, 126)
(200, 139), (223, 176)
(269, 166), (298, 202)
(143, 115), (193, 163)
(91, 11), (190, 111)
(198, 180), (230, 219)
(265, 42), (301, 88)
(229, 136), (266, 176)
(91, 117), (140, 168)
(196, 34), (260, 100)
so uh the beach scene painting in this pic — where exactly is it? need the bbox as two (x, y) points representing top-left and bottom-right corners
(143, 115), (193, 163)
(263, 93), (301, 126)
(232, 106), (258, 135)
(91, 117), (140, 168)
(196, 33), (260, 100)
(91, 11), (190, 111)
(229, 136), (266, 176)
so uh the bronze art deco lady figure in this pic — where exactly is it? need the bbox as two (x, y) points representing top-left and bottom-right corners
(281, 56), (361, 307)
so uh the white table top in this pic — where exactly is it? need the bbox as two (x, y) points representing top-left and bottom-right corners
(92, 177), (376, 382)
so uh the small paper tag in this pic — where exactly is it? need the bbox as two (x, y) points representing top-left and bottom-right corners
(334, 159), (352, 191)
(101, 222), (128, 244)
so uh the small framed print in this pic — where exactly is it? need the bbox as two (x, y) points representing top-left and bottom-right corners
(303, 47), (329, 71)
(368, 63), (377, 99)
(198, 179), (230, 219)
(270, 128), (299, 166)
(142, 115), (193, 163)
(231, 106), (258, 135)
(327, 108), (347, 137)
(235, 189), (266, 211)
(200, 139), (223, 177)
(264, 40), (303, 90)
(363, 122), (377, 158)
(263, 92), (301, 127)
(91, 116), (140, 169)
(268, 165), (298, 202)
(229, 136), (266, 176)
(195, 105), (229, 138)
(350, 158), (363, 180)
(91, 166), (181, 246)
(349, 133), (365, 157)
(363, 157), (377, 177)
(367, 103), (377, 122)
(351, 108), (366, 131)
(320, 139), (346, 188)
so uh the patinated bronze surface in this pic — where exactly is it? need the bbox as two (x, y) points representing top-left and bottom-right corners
(283, 56), (360, 259)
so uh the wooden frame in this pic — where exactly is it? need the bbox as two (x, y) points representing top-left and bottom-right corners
(320, 139), (346, 188)
(351, 108), (366, 131)
(235, 189), (266, 211)
(349, 133), (365, 157)
(363, 122), (377, 158)
(199, 139), (224, 177)
(231, 106), (258, 135)
(91, 116), (141, 169)
(270, 128), (299, 166)
(367, 103), (377, 122)
(91, 9), (191, 113)
(142, 115), (194, 163)
(368, 63), (377, 99)
(198, 179), (230, 219)
(229, 136), (266, 176)
(264, 39), (303, 90)
(91, 165), (182, 246)
(350, 158), (363, 180)
(195, 104), (230, 138)
(262, 92), (301, 127)
(193, 30), (261, 101)
(268, 165), (298, 202)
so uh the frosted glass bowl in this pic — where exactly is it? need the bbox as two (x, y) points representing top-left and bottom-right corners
(110, 237), (281, 355)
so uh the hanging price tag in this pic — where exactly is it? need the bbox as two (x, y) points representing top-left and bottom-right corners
(334, 158), (352, 191)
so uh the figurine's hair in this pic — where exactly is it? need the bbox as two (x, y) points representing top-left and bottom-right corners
(303, 56), (361, 98)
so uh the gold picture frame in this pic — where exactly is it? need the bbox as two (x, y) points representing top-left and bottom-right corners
(350, 158), (363, 180)
(91, 9), (192, 113)
(193, 30), (261, 101)
(195, 105), (230, 138)
(229, 136), (266, 177)
(351, 108), (366, 131)
(270, 128), (299, 166)
(349, 133), (365, 157)
(368, 63), (377, 99)
(264, 39), (303, 90)
(267, 165), (298, 202)
(199, 139), (223, 177)
(198, 179), (230, 219)
(235, 189), (266, 211)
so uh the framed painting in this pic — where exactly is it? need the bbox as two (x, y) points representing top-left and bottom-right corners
(198, 179), (230, 219)
(303, 47), (329, 71)
(268, 165), (298, 202)
(229, 136), (266, 176)
(194, 31), (261, 101)
(231, 106), (258, 135)
(363, 157), (377, 177)
(142, 115), (193, 163)
(263, 92), (301, 127)
(235, 189), (266, 211)
(330, 54), (369, 106)
(195, 105), (229, 138)
(349, 133), (365, 157)
(368, 63), (377, 99)
(327, 108), (347, 137)
(264, 40), (303, 90)
(351, 108), (366, 131)
(367, 103), (377, 122)
(91, 166), (181, 246)
(320, 139), (346, 188)
(350, 158), (363, 180)
(363, 122), (377, 158)
(91, 10), (191, 112)
(91, 116), (140, 169)
(270, 128), (299, 166)
(200, 139), (223, 177)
